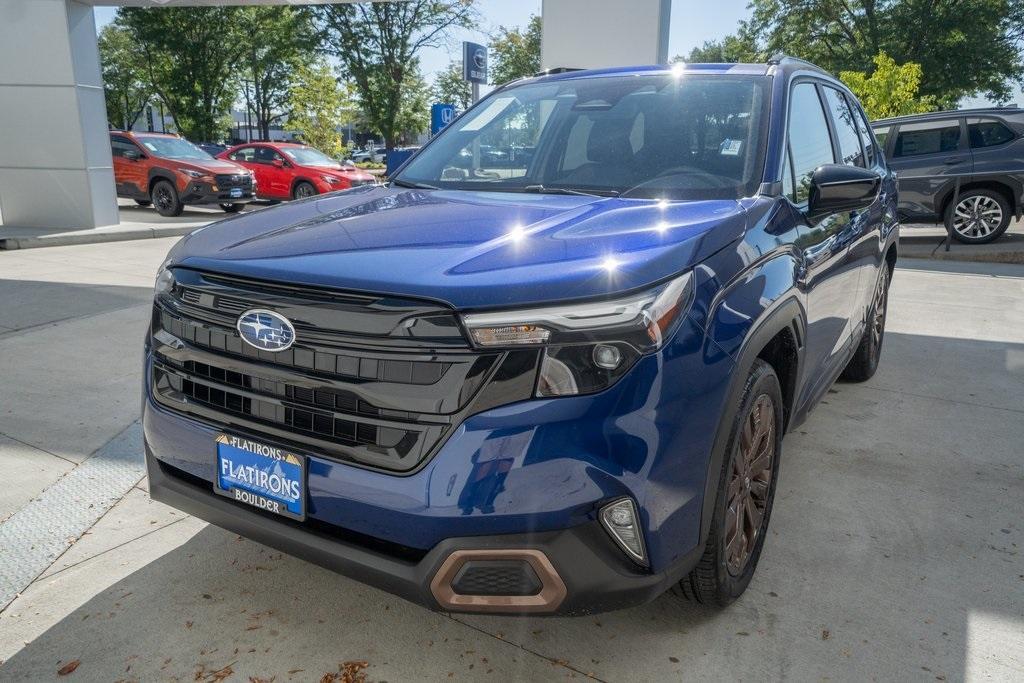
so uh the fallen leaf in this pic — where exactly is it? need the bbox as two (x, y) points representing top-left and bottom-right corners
(669, 656), (680, 663)
(57, 660), (81, 676)
(822, 629), (831, 640)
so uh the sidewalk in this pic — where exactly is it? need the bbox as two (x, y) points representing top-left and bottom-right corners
(0, 200), (263, 250)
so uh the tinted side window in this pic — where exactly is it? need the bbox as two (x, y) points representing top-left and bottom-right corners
(872, 126), (890, 153)
(111, 136), (139, 159)
(823, 87), (864, 166)
(851, 103), (877, 166)
(230, 147), (257, 162)
(893, 120), (961, 157)
(788, 83), (835, 203)
(967, 118), (1015, 148)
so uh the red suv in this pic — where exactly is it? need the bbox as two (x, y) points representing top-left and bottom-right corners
(218, 142), (376, 200)
(111, 131), (256, 217)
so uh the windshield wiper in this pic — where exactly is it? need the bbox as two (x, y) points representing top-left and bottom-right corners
(391, 178), (440, 190)
(522, 184), (618, 197)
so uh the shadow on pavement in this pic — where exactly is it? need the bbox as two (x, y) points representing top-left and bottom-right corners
(0, 343), (1021, 677)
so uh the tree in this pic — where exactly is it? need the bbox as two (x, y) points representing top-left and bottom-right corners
(432, 61), (472, 112)
(118, 7), (247, 141)
(736, 0), (1024, 107)
(98, 23), (150, 130)
(840, 52), (936, 119)
(310, 1), (476, 151)
(679, 35), (758, 64)
(489, 15), (541, 85)
(394, 67), (431, 144)
(287, 62), (354, 158)
(235, 6), (316, 141)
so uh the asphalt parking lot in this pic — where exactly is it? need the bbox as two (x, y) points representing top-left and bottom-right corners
(0, 237), (1021, 681)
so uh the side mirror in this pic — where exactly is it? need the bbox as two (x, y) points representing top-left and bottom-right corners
(272, 159), (286, 168)
(124, 149), (142, 161)
(807, 164), (880, 219)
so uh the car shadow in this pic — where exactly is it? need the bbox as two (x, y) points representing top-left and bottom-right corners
(0, 323), (1021, 680)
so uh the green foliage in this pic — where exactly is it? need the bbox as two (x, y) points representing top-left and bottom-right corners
(97, 23), (149, 130)
(732, 0), (1024, 108)
(311, 1), (476, 150)
(287, 62), (354, 158)
(118, 7), (247, 141)
(489, 15), (541, 85)
(432, 61), (473, 112)
(840, 52), (936, 119)
(235, 7), (317, 140)
(394, 68), (431, 143)
(678, 35), (758, 64)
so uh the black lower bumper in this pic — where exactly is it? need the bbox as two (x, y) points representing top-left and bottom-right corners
(180, 181), (255, 206)
(146, 448), (700, 616)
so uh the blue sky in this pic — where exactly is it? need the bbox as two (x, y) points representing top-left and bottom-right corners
(94, 0), (1019, 106)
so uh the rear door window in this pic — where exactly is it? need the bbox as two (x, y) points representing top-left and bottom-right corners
(229, 147), (257, 163)
(892, 120), (961, 157)
(967, 118), (1015, 148)
(851, 105), (878, 166)
(788, 82), (835, 203)
(822, 87), (864, 167)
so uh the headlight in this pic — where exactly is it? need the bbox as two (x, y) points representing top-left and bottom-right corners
(179, 168), (209, 179)
(154, 266), (175, 295)
(321, 175), (342, 184)
(461, 271), (694, 397)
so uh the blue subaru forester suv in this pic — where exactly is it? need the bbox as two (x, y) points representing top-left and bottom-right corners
(144, 57), (898, 615)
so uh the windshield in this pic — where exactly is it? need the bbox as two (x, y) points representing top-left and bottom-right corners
(135, 136), (213, 161)
(396, 74), (770, 200)
(281, 146), (341, 168)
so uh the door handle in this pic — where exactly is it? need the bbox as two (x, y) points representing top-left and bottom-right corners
(942, 157), (962, 165)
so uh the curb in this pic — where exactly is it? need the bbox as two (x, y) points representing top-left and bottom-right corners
(0, 225), (198, 251)
(898, 239), (1024, 265)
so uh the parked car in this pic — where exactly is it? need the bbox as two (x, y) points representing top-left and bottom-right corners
(871, 106), (1023, 243)
(352, 146), (387, 164)
(219, 142), (377, 200)
(111, 131), (255, 217)
(144, 57), (897, 615)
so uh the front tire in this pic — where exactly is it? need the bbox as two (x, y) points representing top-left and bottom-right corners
(841, 264), (890, 382)
(944, 190), (1011, 244)
(134, 199), (152, 207)
(292, 181), (317, 200)
(219, 203), (244, 213)
(675, 359), (783, 606)
(151, 179), (183, 217)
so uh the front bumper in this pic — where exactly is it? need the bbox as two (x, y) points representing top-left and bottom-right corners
(180, 180), (256, 205)
(146, 445), (701, 615)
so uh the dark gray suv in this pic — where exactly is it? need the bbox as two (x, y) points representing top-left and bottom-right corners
(871, 107), (1023, 243)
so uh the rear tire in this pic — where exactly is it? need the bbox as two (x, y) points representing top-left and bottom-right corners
(151, 179), (183, 217)
(674, 359), (783, 607)
(292, 181), (317, 200)
(841, 264), (890, 382)
(944, 189), (1011, 244)
(219, 203), (244, 213)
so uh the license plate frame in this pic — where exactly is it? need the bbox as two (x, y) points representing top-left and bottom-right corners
(214, 434), (306, 521)
(229, 187), (243, 198)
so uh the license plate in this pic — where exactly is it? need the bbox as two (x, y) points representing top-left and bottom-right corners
(215, 434), (305, 520)
(229, 187), (243, 198)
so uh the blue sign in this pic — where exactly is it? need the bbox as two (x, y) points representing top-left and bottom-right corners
(431, 103), (456, 135)
(216, 434), (305, 520)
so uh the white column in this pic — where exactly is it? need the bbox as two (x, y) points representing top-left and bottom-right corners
(541, 0), (672, 71)
(0, 0), (118, 229)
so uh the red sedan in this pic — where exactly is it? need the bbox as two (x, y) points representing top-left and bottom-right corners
(218, 142), (376, 200)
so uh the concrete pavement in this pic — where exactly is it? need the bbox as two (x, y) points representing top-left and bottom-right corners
(0, 238), (1021, 681)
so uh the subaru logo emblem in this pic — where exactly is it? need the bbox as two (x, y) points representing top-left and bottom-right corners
(237, 309), (295, 352)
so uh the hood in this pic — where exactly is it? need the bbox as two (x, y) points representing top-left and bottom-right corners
(314, 165), (376, 182)
(180, 158), (248, 175)
(167, 186), (747, 310)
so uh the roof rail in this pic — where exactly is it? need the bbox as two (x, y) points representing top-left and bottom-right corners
(534, 67), (584, 77)
(767, 54), (830, 75)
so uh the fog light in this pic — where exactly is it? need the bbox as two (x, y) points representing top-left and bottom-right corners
(592, 344), (622, 369)
(600, 498), (647, 566)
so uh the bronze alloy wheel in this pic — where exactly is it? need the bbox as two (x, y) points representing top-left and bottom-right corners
(724, 393), (776, 576)
(870, 266), (888, 352)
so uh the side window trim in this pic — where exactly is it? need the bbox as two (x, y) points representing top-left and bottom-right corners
(815, 82), (843, 167)
(841, 91), (870, 168)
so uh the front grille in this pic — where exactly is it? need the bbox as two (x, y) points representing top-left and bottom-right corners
(215, 173), (253, 188)
(150, 268), (541, 473)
